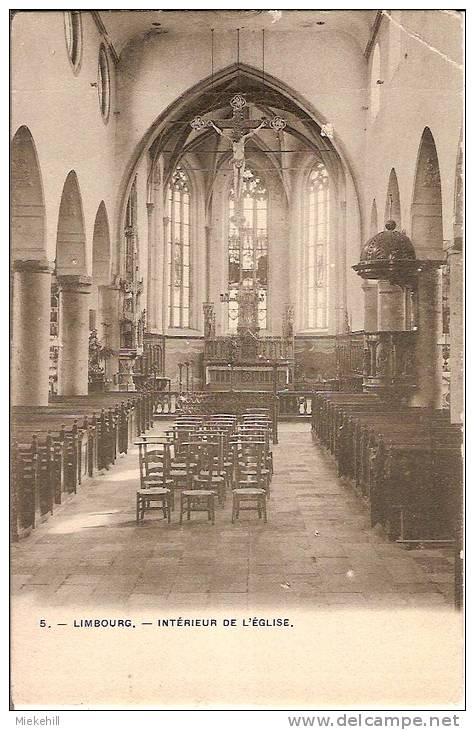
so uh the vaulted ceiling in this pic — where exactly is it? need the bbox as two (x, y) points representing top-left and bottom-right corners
(147, 67), (343, 204)
(98, 9), (379, 58)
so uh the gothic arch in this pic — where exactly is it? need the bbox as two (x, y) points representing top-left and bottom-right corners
(92, 201), (111, 286)
(453, 140), (463, 246)
(56, 171), (87, 275)
(11, 125), (46, 260)
(411, 127), (443, 258)
(385, 168), (401, 228)
(116, 62), (363, 272)
(91, 201), (111, 336)
(11, 126), (50, 406)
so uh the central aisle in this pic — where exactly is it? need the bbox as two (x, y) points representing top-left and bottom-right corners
(12, 423), (454, 611)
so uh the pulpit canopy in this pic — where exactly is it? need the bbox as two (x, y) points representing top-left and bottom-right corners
(352, 220), (418, 284)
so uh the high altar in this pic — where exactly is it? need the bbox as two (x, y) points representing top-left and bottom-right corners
(203, 297), (294, 392)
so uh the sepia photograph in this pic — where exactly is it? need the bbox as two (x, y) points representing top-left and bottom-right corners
(10, 6), (464, 712)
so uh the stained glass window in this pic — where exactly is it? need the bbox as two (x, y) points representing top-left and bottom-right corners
(168, 167), (191, 328)
(228, 168), (268, 332)
(305, 162), (329, 329)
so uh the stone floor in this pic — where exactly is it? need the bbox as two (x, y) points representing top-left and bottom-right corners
(11, 422), (456, 611)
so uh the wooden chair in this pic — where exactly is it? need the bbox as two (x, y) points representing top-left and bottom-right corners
(231, 436), (272, 497)
(231, 442), (267, 523)
(136, 441), (173, 523)
(136, 487), (171, 524)
(179, 489), (216, 525)
(179, 442), (218, 524)
(192, 440), (227, 506)
(236, 424), (273, 475)
(169, 440), (199, 507)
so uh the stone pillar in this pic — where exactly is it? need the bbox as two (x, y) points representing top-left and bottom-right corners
(411, 266), (439, 408)
(448, 242), (463, 423)
(377, 280), (405, 331)
(146, 201), (155, 330)
(57, 275), (92, 395)
(100, 283), (121, 390)
(362, 281), (378, 332)
(12, 258), (54, 406)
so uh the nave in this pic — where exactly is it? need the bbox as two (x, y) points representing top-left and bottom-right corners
(11, 422), (453, 612)
(10, 10), (465, 709)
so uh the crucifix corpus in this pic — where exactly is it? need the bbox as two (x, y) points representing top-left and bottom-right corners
(191, 94), (286, 203)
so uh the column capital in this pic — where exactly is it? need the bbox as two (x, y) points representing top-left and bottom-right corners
(57, 274), (92, 293)
(146, 201), (155, 214)
(13, 258), (54, 274)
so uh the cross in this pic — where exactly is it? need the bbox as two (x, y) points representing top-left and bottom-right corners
(191, 94), (286, 336)
(191, 94), (286, 204)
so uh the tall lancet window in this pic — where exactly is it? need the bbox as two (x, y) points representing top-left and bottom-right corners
(168, 166), (191, 328)
(228, 168), (268, 332)
(304, 162), (330, 329)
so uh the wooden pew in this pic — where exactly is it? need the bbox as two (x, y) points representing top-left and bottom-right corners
(11, 390), (165, 540)
(369, 430), (461, 543)
(311, 392), (462, 545)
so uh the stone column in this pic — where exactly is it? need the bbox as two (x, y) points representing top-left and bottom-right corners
(377, 280), (405, 331)
(12, 258), (54, 406)
(57, 275), (92, 395)
(100, 282), (121, 390)
(448, 242), (463, 423)
(362, 281), (378, 332)
(146, 201), (155, 330)
(411, 266), (439, 408)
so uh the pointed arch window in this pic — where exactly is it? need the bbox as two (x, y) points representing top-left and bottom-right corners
(228, 168), (268, 332)
(98, 45), (111, 122)
(304, 162), (330, 329)
(168, 166), (191, 328)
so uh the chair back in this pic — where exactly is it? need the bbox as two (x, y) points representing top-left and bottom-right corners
(232, 441), (265, 483)
(195, 442), (220, 487)
(138, 442), (171, 486)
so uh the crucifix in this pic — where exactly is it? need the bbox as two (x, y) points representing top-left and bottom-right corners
(191, 94), (286, 336)
(191, 94), (286, 204)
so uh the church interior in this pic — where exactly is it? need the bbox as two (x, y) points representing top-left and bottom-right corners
(11, 9), (464, 614)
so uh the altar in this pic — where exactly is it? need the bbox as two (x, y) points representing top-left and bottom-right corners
(203, 301), (294, 393)
(205, 361), (291, 391)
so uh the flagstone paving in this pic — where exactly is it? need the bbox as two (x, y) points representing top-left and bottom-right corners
(11, 422), (455, 611)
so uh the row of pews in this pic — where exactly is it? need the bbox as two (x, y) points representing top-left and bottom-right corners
(11, 391), (160, 540)
(311, 392), (463, 546)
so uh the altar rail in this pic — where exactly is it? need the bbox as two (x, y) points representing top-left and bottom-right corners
(154, 389), (316, 420)
(311, 392), (463, 559)
(11, 391), (161, 540)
